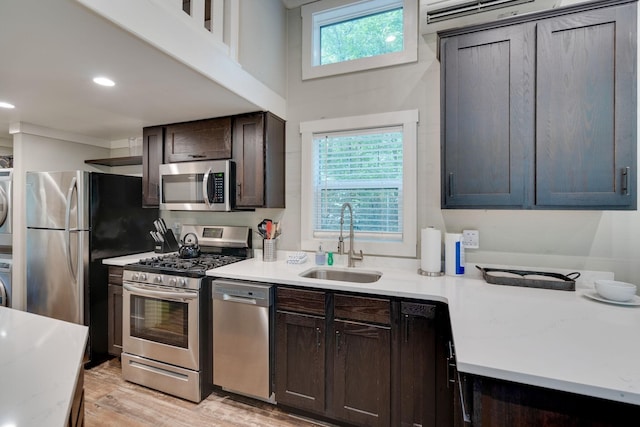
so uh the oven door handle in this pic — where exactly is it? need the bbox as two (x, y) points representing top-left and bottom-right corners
(124, 283), (199, 301)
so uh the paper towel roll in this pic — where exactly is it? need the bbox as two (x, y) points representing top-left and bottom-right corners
(421, 227), (441, 273)
(445, 233), (464, 276)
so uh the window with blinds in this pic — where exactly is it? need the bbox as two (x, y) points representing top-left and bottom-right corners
(312, 127), (404, 241)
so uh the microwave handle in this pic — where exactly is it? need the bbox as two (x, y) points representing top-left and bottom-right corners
(202, 167), (213, 208)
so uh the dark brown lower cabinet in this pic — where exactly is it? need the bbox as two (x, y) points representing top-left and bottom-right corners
(107, 266), (123, 356)
(332, 319), (391, 427)
(274, 288), (447, 427)
(398, 302), (438, 427)
(469, 375), (640, 427)
(68, 365), (84, 427)
(274, 311), (325, 414)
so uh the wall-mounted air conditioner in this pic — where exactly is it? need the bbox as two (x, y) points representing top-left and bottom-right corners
(420, 0), (560, 34)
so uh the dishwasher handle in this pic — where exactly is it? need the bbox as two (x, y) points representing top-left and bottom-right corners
(212, 279), (272, 307)
(221, 294), (258, 305)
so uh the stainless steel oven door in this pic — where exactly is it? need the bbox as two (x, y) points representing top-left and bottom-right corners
(123, 281), (200, 370)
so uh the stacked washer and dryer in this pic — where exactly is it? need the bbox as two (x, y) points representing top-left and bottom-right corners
(0, 168), (12, 308)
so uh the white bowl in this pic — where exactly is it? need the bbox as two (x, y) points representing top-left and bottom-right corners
(594, 280), (637, 302)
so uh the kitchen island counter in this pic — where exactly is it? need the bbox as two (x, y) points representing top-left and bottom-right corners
(0, 306), (88, 427)
(205, 253), (640, 407)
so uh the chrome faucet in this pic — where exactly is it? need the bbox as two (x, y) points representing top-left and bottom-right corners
(338, 202), (363, 267)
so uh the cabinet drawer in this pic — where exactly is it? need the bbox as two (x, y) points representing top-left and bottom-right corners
(108, 266), (123, 286)
(334, 294), (390, 325)
(276, 287), (325, 316)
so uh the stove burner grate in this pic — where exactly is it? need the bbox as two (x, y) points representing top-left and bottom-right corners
(134, 254), (244, 274)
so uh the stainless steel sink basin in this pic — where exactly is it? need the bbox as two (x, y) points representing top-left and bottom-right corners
(299, 267), (382, 283)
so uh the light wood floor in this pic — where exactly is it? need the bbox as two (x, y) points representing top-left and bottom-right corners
(84, 358), (332, 427)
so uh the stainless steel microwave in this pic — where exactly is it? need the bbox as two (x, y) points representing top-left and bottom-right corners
(159, 160), (235, 211)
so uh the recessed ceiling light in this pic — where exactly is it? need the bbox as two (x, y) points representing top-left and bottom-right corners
(93, 76), (115, 87)
(0, 102), (15, 109)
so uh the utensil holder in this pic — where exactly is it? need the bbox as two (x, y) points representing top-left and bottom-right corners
(263, 239), (277, 262)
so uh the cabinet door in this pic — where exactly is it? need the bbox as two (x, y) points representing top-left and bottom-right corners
(142, 126), (164, 207)
(233, 112), (286, 208)
(107, 283), (123, 356)
(536, 4), (637, 208)
(442, 24), (534, 208)
(275, 311), (326, 414)
(164, 117), (232, 163)
(399, 302), (437, 427)
(332, 319), (391, 427)
(233, 113), (266, 207)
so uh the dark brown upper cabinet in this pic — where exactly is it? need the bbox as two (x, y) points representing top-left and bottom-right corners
(142, 126), (164, 208)
(440, 0), (637, 210)
(142, 111), (285, 209)
(233, 112), (286, 209)
(164, 117), (232, 163)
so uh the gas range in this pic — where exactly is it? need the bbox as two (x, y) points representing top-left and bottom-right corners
(121, 224), (252, 402)
(124, 224), (252, 284)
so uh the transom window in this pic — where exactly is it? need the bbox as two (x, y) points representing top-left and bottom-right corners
(300, 110), (418, 257)
(302, 0), (418, 80)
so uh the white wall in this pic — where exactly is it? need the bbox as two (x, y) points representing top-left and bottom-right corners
(0, 136), (12, 156)
(281, 3), (640, 285)
(238, 0), (287, 97)
(11, 127), (110, 310)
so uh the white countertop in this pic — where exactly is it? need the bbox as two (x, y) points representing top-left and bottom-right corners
(102, 251), (161, 266)
(102, 250), (640, 406)
(0, 307), (88, 427)
(203, 251), (640, 406)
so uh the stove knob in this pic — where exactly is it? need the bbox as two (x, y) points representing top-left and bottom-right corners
(132, 273), (139, 281)
(140, 273), (148, 281)
(169, 278), (177, 286)
(179, 278), (187, 287)
(154, 276), (163, 284)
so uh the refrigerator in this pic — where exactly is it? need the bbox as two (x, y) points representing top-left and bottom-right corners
(26, 171), (158, 364)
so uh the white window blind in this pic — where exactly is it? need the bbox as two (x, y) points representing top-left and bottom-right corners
(312, 127), (404, 242)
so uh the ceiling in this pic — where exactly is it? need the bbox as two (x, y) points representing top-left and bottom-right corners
(0, 0), (261, 143)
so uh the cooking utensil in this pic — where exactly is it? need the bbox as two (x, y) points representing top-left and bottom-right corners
(179, 232), (201, 259)
(159, 218), (168, 233)
(258, 219), (272, 239)
(150, 231), (159, 243)
(266, 221), (273, 239)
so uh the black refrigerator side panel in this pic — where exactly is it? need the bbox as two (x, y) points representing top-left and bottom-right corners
(85, 173), (157, 365)
(87, 259), (109, 365)
(89, 173), (158, 260)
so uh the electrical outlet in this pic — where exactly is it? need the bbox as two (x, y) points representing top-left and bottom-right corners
(462, 229), (479, 249)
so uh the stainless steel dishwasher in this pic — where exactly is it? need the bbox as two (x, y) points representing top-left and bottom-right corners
(212, 279), (274, 400)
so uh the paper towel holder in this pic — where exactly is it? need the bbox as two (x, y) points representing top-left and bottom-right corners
(417, 268), (444, 277)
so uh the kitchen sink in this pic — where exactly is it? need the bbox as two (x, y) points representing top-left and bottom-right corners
(299, 267), (382, 283)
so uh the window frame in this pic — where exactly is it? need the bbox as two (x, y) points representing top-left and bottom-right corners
(301, 0), (418, 80)
(300, 110), (418, 257)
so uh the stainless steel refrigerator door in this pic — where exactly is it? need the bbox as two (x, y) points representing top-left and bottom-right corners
(26, 228), (89, 324)
(26, 171), (89, 230)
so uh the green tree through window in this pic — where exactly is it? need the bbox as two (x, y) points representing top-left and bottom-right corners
(320, 8), (404, 65)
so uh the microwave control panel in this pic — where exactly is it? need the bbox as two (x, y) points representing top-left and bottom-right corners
(212, 172), (225, 204)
